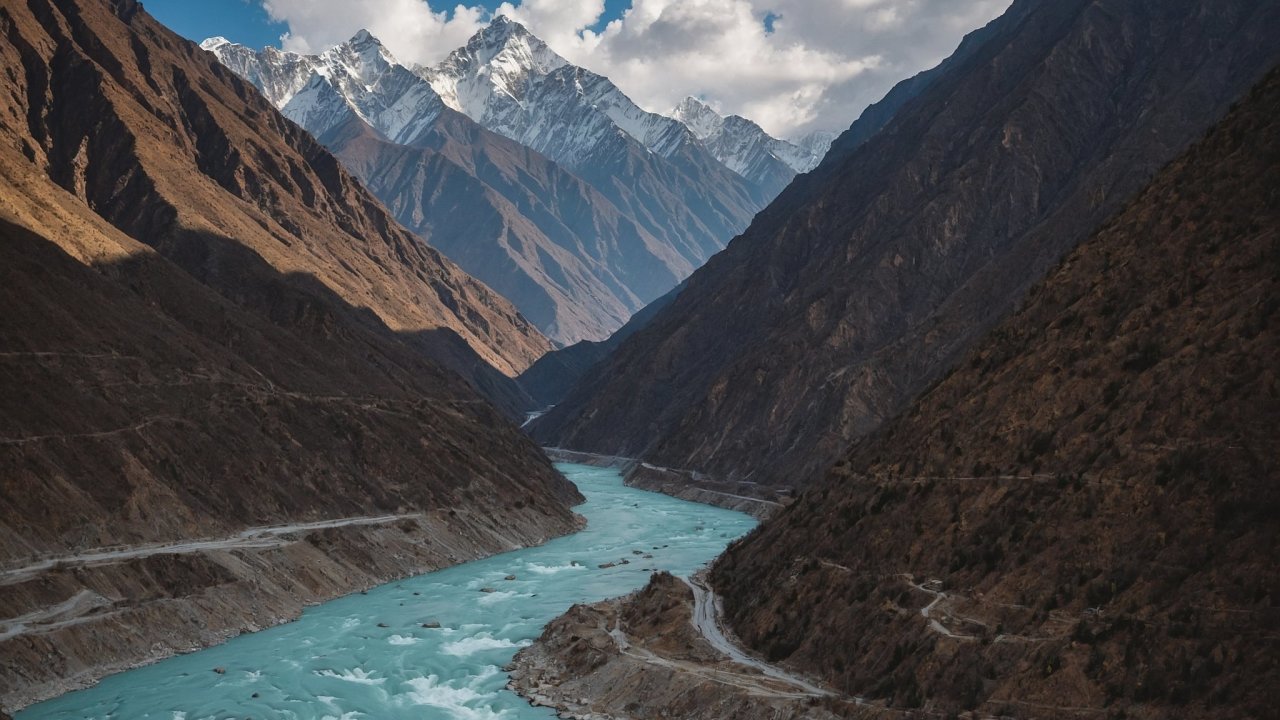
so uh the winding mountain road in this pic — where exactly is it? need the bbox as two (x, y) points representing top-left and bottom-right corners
(681, 573), (834, 697)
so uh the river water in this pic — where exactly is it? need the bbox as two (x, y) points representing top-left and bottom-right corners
(18, 463), (757, 720)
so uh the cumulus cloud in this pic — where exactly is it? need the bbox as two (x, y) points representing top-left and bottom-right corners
(257, 0), (1012, 138)
(261, 0), (486, 59)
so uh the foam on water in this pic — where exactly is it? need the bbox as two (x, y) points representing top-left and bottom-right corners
(314, 668), (386, 685)
(18, 463), (756, 720)
(441, 633), (529, 657)
(524, 561), (584, 575)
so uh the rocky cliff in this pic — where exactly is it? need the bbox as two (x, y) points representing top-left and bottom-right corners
(710, 66), (1280, 718)
(532, 0), (1280, 487)
(0, 0), (582, 710)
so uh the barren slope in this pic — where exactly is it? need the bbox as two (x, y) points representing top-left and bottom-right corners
(712, 67), (1280, 718)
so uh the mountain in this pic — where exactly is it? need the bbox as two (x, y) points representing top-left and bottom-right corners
(711, 66), (1280, 717)
(671, 97), (829, 196)
(206, 33), (713, 345)
(517, 281), (686, 409)
(418, 17), (772, 268)
(531, 0), (1280, 488)
(0, 0), (581, 707)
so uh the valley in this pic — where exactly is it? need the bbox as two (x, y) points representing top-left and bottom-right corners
(13, 464), (756, 719)
(1, 0), (1275, 717)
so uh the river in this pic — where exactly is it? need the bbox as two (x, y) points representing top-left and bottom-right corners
(18, 462), (757, 720)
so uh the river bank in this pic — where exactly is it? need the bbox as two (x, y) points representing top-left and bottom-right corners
(15, 463), (756, 719)
(543, 448), (785, 519)
(1, 505), (583, 713)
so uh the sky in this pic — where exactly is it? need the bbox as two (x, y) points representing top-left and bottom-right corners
(146, 0), (1011, 139)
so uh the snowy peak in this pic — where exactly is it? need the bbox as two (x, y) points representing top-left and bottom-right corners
(670, 95), (829, 180)
(203, 31), (446, 146)
(671, 97), (725, 140)
(423, 15), (568, 116)
(419, 17), (696, 166)
(199, 36), (232, 52)
(322, 29), (398, 86)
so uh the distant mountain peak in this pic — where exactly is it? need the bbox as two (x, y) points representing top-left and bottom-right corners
(671, 97), (725, 140)
(670, 95), (824, 180)
(199, 36), (232, 52)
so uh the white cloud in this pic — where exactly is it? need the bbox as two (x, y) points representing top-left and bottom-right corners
(256, 0), (1012, 138)
(261, 0), (486, 60)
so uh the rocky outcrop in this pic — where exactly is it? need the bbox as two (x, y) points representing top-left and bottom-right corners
(710, 67), (1280, 718)
(508, 572), (861, 720)
(532, 0), (1280, 487)
(0, 0), (582, 709)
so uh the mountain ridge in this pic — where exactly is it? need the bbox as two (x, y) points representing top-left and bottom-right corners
(205, 26), (763, 345)
(530, 0), (1280, 487)
(711, 64), (1280, 717)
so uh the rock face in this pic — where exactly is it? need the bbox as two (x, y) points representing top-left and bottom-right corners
(710, 67), (1280, 718)
(531, 0), (1280, 487)
(0, 0), (582, 709)
(206, 32), (694, 346)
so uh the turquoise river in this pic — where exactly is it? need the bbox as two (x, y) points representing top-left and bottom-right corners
(18, 463), (757, 720)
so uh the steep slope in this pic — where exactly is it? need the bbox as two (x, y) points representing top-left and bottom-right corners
(711, 67), (1280, 718)
(2, 0), (553, 395)
(518, 281), (685, 409)
(420, 17), (771, 268)
(206, 33), (694, 345)
(532, 0), (1280, 487)
(671, 96), (827, 196)
(0, 0), (581, 707)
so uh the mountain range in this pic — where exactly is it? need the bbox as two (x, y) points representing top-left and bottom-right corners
(204, 18), (815, 345)
(531, 0), (1280, 488)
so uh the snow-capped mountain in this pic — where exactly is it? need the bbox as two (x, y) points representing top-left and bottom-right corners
(420, 16), (693, 166)
(201, 30), (738, 347)
(203, 32), (445, 145)
(413, 17), (769, 268)
(671, 97), (834, 193)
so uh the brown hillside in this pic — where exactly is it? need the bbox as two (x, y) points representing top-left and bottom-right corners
(711, 67), (1280, 718)
(0, 0), (550, 388)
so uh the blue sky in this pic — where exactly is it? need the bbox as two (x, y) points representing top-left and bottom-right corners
(146, 0), (630, 49)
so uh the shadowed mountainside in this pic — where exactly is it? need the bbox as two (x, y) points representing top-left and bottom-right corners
(0, 0), (583, 709)
(711, 67), (1280, 718)
(532, 0), (1280, 486)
